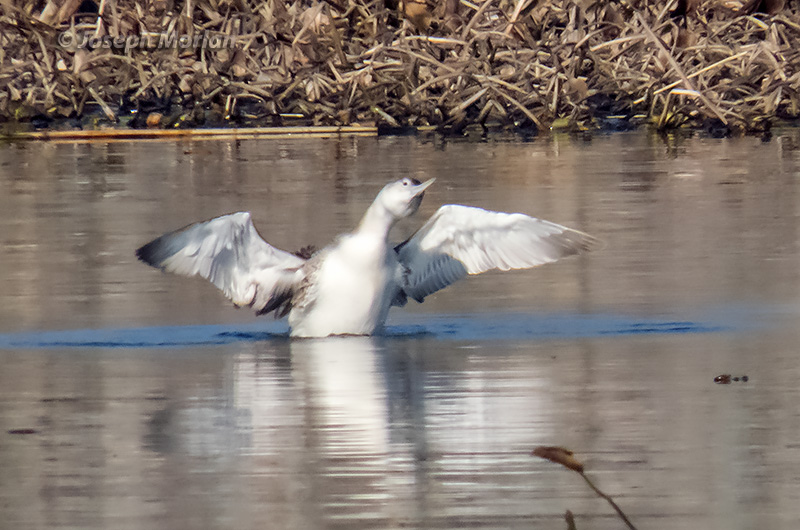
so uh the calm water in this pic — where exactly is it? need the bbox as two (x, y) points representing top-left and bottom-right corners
(2, 132), (800, 529)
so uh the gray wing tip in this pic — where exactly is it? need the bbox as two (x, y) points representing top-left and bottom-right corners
(580, 232), (606, 253)
(136, 232), (185, 269)
(559, 227), (604, 254)
(135, 237), (166, 268)
(136, 218), (211, 268)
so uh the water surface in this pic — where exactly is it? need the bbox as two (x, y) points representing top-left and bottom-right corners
(2, 132), (800, 529)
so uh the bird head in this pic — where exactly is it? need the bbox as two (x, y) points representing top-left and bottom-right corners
(378, 177), (435, 219)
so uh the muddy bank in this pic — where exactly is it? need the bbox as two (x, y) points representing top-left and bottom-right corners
(2, 0), (799, 135)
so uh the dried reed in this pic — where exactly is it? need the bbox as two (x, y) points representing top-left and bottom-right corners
(1, 0), (797, 134)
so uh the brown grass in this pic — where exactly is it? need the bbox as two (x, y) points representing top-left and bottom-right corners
(1, 0), (798, 133)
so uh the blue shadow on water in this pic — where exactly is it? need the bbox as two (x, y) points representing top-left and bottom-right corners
(0, 312), (731, 350)
(0, 323), (285, 349)
(388, 313), (726, 341)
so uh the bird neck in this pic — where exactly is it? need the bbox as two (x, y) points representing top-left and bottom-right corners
(355, 201), (397, 241)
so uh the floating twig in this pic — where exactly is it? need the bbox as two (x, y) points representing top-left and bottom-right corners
(532, 445), (638, 530)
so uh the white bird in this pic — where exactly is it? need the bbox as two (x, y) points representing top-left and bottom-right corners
(136, 178), (601, 338)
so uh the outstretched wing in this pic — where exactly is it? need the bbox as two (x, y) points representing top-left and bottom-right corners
(396, 204), (602, 302)
(136, 212), (306, 314)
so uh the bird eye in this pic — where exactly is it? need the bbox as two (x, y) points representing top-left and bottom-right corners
(402, 180), (408, 186)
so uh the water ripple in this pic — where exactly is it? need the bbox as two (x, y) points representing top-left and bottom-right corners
(0, 311), (736, 349)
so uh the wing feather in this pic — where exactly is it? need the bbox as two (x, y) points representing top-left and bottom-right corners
(396, 204), (602, 302)
(136, 212), (305, 314)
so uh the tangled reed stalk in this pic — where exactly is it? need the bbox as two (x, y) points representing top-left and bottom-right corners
(1, 0), (798, 134)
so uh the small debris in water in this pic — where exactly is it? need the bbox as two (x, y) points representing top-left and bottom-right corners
(8, 428), (38, 435)
(532, 446), (584, 473)
(714, 374), (749, 384)
(565, 510), (577, 530)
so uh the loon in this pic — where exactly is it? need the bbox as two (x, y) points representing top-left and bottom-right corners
(136, 178), (601, 337)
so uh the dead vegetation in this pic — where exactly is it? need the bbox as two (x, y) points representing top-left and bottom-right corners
(1, 0), (799, 134)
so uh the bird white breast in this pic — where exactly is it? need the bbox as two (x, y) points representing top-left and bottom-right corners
(288, 234), (399, 337)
